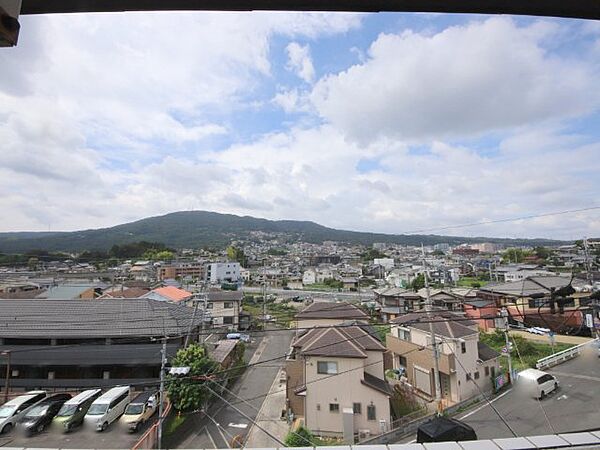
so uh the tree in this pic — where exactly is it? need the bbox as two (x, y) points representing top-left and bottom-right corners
(226, 246), (247, 266)
(27, 257), (39, 271)
(409, 273), (425, 291)
(503, 248), (525, 264)
(284, 426), (316, 447)
(166, 344), (219, 412)
(534, 246), (552, 260)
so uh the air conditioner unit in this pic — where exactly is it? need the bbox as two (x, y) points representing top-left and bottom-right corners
(358, 429), (371, 439)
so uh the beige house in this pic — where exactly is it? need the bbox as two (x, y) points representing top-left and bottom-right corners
(293, 301), (369, 330)
(206, 290), (243, 330)
(386, 312), (500, 405)
(286, 325), (392, 439)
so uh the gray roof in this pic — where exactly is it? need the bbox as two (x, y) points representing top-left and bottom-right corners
(0, 298), (202, 338)
(295, 301), (368, 320)
(206, 290), (243, 302)
(464, 298), (496, 309)
(478, 342), (500, 361)
(36, 285), (96, 299)
(479, 276), (581, 297)
(293, 325), (386, 358)
(392, 312), (478, 339)
(362, 372), (393, 396)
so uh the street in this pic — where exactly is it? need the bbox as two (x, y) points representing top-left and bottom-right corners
(459, 342), (600, 439)
(179, 327), (295, 448)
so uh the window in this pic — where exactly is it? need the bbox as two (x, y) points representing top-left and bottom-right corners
(316, 404), (320, 411)
(398, 328), (411, 341)
(206, 303), (214, 309)
(537, 374), (555, 384)
(528, 298), (545, 308)
(353, 403), (362, 414)
(485, 366), (490, 377)
(398, 356), (407, 368)
(461, 341), (466, 353)
(329, 403), (339, 413)
(223, 316), (234, 324)
(367, 405), (376, 421)
(317, 361), (338, 374)
(224, 302), (233, 309)
(474, 371), (480, 380)
(466, 373), (471, 381)
(491, 366), (496, 378)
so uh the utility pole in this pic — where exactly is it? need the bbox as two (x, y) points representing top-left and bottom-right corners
(185, 297), (201, 348)
(157, 338), (167, 450)
(421, 245), (442, 413)
(500, 308), (513, 383)
(262, 257), (267, 327)
(583, 237), (593, 285)
(2, 351), (10, 403)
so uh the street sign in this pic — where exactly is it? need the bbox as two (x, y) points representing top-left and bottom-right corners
(586, 314), (594, 329)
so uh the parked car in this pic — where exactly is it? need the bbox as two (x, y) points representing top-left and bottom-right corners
(226, 333), (250, 342)
(120, 391), (158, 432)
(517, 368), (559, 399)
(53, 389), (102, 432)
(19, 393), (71, 435)
(0, 391), (47, 434)
(84, 386), (131, 431)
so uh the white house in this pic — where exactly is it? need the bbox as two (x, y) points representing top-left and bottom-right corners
(206, 262), (241, 284)
(373, 258), (395, 271)
(302, 268), (317, 285)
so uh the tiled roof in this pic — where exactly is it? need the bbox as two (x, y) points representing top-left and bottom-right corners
(0, 298), (201, 338)
(295, 301), (368, 320)
(478, 341), (500, 361)
(392, 312), (478, 339)
(479, 276), (582, 297)
(293, 324), (385, 358)
(99, 287), (150, 298)
(362, 372), (393, 396)
(206, 290), (243, 302)
(148, 286), (193, 302)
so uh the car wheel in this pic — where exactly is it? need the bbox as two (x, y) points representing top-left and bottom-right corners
(1, 423), (12, 434)
(101, 422), (108, 431)
(540, 390), (546, 399)
(37, 424), (45, 433)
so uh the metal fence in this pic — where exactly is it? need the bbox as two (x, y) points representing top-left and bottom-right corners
(536, 338), (598, 370)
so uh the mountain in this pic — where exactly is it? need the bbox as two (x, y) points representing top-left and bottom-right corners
(0, 211), (565, 253)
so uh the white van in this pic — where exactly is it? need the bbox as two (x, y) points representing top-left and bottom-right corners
(517, 368), (559, 399)
(84, 386), (131, 431)
(0, 390), (47, 434)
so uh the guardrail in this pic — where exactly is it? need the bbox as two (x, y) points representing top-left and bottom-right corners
(536, 338), (598, 370)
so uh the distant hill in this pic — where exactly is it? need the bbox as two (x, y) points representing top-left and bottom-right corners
(0, 211), (566, 253)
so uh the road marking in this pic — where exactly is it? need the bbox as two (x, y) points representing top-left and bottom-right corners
(551, 371), (600, 382)
(459, 389), (513, 420)
(205, 425), (217, 449)
(228, 423), (249, 429)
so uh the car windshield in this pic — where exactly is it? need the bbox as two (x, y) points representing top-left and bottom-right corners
(125, 404), (144, 415)
(0, 405), (17, 418)
(57, 404), (78, 416)
(537, 374), (554, 384)
(25, 405), (49, 418)
(86, 403), (108, 415)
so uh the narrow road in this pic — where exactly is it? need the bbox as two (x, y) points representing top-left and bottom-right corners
(180, 327), (295, 448)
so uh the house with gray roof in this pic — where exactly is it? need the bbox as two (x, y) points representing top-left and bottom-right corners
(286, 324), (392, 439)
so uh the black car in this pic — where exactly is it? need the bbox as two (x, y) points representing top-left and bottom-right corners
(19, 393), (72, 435)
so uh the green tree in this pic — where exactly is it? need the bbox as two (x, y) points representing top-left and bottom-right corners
(166, 344), (219, 412)
(409, 273), (425, 291)
(503, 248), (525, 263)
(284, 426), (316, 447)
(534, 246), (552, 260)
(226, 246), (247, 266)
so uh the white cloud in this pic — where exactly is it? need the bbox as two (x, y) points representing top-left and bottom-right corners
(285, 42), (315, 83)
(311, 17), (599, 143)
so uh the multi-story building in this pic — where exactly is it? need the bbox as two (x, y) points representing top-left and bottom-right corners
(206, 262), (241, 284)
(286, 325), (392, 439)
(158, 262), (204, 281)
(206, 290), (243, 330)
(386, 312), (500, 405)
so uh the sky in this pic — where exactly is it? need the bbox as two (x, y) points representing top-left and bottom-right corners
(1, 11), (600, 240)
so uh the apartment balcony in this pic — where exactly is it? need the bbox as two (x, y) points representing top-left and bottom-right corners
(386, 334), (455, 374)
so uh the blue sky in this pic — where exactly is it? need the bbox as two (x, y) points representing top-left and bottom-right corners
(0, 11), (599, 239)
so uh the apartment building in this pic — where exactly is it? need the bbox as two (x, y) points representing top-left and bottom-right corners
(286, 325), (392, 439)
(158, 262), (204, 281)
(206, 262), (241, 284)
(386, 312), (499, 405)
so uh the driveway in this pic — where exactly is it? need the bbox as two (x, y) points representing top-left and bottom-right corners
(459, 342), (600, 439)
(179, 327), (295, 449)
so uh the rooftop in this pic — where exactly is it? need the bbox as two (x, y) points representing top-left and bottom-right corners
(295, 301), (368, 320)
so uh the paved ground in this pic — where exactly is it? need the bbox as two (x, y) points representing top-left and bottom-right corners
(458, 341), (600, 439)
(244, 368), (288, 448)
(0, 414), (156, 449)
(509, 330), (593, 345)
(179, 327), (295, 449)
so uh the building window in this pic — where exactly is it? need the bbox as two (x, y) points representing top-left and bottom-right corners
(316, 404), (320, 411)
(491, 366), (496, 378)
(461, 342), (466, 354)
(398, 328), (411, 341)
(367, 405), (376, 421)
(223, 316), (234, 325)
(466, 373), (471, 381)
(317, 361), (338, 374)
(485, 366), (490, 377)
(207, 303), (214, 309)
(224, 302), (233, 309)
(353, 403), (362, 414)
(398, 356), (407, 368)
(474, 371), (480, 380)
(329, 403), (339, 413)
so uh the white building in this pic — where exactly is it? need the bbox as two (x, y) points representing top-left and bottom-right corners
(302, 268), (317, 285)
(206, 262), (241, 284)
(373, 258), (395, 270)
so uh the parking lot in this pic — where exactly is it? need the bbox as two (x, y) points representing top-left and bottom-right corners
(459, 341), (600, 439)
(0, 410), (156, 449)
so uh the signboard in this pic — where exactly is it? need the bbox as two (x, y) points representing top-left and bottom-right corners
(586, 314), (595, 329)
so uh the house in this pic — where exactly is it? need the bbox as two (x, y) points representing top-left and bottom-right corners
(206, 290), (243, 330)
(416, 288), (464, 312)
(373, 287), (422, 321)
(143, 286), (193, 303)
(293, 301), (369, 329)
(462, 298), (498, 331)
(373, 258), (395, 270)
(35, 283), (101, 300)
(286, 325), (392, 438)
(340, 277), (358, 290)
(209, 339), (242, 369)
(0, 298), (203, 390)
(98, 287), (150, 299)
(302, 268), (317, 285)
(386, 312), (500, 405)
